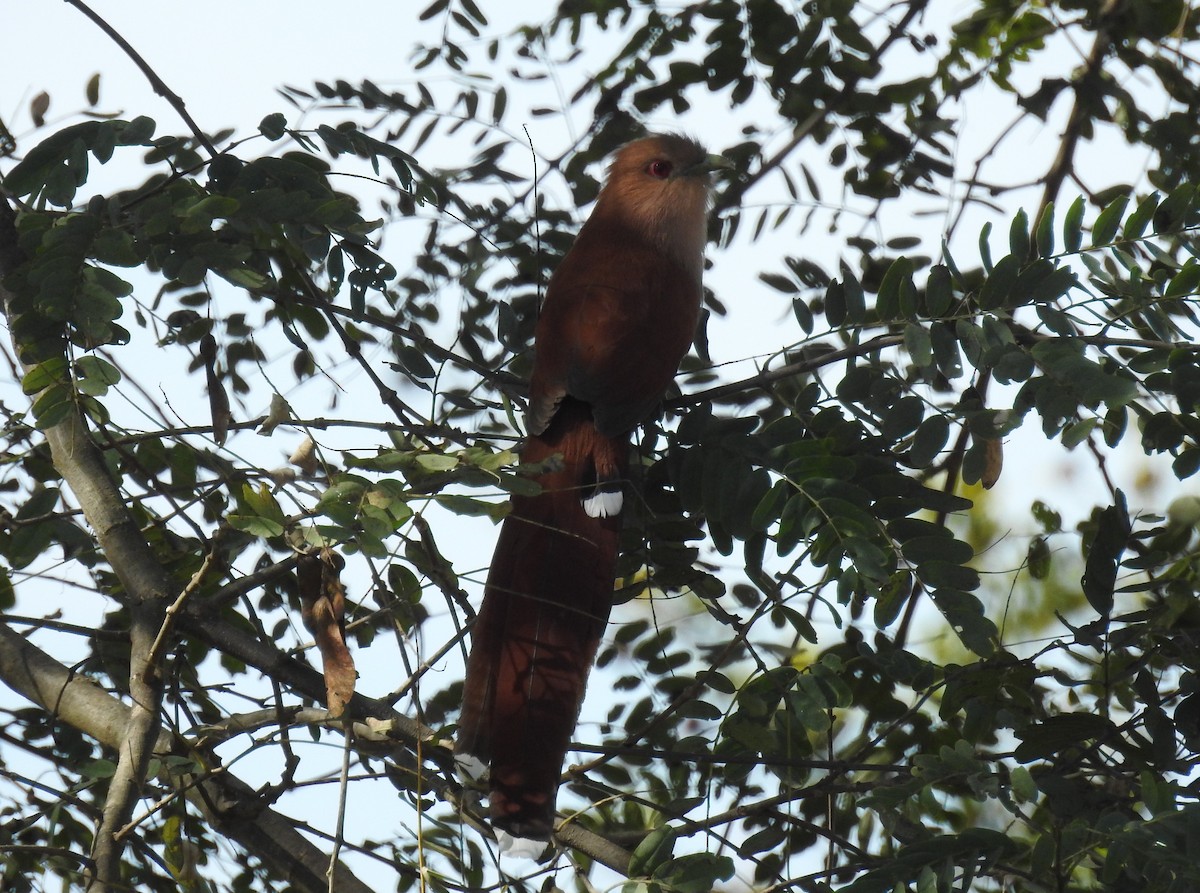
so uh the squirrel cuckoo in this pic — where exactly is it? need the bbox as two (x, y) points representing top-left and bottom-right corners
(455, 134), (727, 855)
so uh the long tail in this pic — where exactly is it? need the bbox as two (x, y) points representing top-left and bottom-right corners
(456, 398), (624, 846)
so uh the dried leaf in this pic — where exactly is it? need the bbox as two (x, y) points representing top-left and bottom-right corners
(297, 548), (355, 716)
(267, 467), (298, 486)
(258, 393), (294, 435)
(981, 437), (1003, 489)
(289, 436), (318, 474)
(31, 91), (50, 127)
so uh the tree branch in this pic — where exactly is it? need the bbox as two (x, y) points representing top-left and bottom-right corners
(0, 197), (169, 892)
(176, 607), (637, 873)
(0, 620), (375, 893)
(1036, 0), (1125, 219)
(62, 0), (218, 157)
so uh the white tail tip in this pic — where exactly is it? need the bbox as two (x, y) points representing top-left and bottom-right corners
(582, 490), (622, 518)
(495, 830), (549, 860)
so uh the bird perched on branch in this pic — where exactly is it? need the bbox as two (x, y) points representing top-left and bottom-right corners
(455, 134), (729, 856)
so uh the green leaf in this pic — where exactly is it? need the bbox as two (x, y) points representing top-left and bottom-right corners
(228, 513), (286, 539)
(1009, 208), (1030, 258)
(259, 112), (288, 140)
(738, 826), (788, 857)
(916, 560), (980, 591)
(824, 279), (845, 327)
(654, 853), (736, 893)
(1062, 195), (1085, 253)
(21, 356), (70, 395)
(792, 296), (813, 334)
(977, 254), (1021, 311)
(1010, 767), (1037, 806)
(415, 453), (458, 472)
(1027, 536), (1051, 579)
(876, 256), (912, 321)
(904, 323), (933, 367)
(74, 355), (122, 396)
(759, 271), (797, 293)
(930, 322), (962, 379)
(231, 482), (288, 539)
(1034, 201), (1055, 257)
(419, 0), (450, 21)
(120, 115), (156, 144)
(909, 415), (950, 467)
(1061, 417), (1098, 449)
(1165, 259), (1200, 299)
(843, 267), (866, 324)
(3, 123), (96, 199)
(80, 759), (118, 779)
(924, 264), (953, 317)
(1123, 191), (1160, 241)
(1081, 492), (1129, 616)
(436, 494), (506, 520)
(929, 588), (996, 656)
(882, 395), (925, 440)
(459, 0), (487, 24)
(1153, 182), (1196, 233)
(1014, 714), (1117, 762)
(903, 535), (973, 566)
(1091, 194), (1129, 247)
(629, 827), (676, 877)
(1031, 266), (1078, 303)
(978, 221), (993, 272)
(7, 487), (62, 569)
(31, 383), (74, 429)
(1173, 449), (1200, 479)
(875, 570), (912, 627)
(751, 480), (790, 531)
(221, 267), (269, 289)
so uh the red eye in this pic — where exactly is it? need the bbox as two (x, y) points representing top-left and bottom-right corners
(646, 159), (673, 179)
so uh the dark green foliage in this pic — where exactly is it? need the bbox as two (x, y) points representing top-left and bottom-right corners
(6, 2), (1200, 892)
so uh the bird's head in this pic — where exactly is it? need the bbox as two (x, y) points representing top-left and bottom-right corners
(594, 133), (731, 273)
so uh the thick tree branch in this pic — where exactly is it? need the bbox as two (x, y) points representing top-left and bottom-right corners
(0, 620), (375, 893)
(176, 607), (636, 872)
(1036, 0), (1125, 219)
(0, 197), (170, 891)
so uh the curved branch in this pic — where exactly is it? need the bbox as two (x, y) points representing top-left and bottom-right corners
(62, 0), (218, 157)
(0, 620), (374, 893)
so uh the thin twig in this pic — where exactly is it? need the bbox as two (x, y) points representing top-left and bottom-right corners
(113, 764), (227, 841)
(669, 333), (905, 407)
(328, 723), (354, 893)
(63, 0), (218, 157)
(143, 533), (224, 673)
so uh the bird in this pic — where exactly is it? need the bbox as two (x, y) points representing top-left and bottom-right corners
(455, 134), (728, 857)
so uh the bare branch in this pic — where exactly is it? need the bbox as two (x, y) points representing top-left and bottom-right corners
(62, 0), (218, 157)
(0, 619), (375, 893)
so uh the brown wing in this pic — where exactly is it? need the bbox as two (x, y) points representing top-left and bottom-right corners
(527, 226), (702, 439)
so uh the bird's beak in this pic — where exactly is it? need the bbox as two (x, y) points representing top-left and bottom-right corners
(686, 154), (735, 177)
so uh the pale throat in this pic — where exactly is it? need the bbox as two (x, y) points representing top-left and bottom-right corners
(623, 185), (710, 279)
